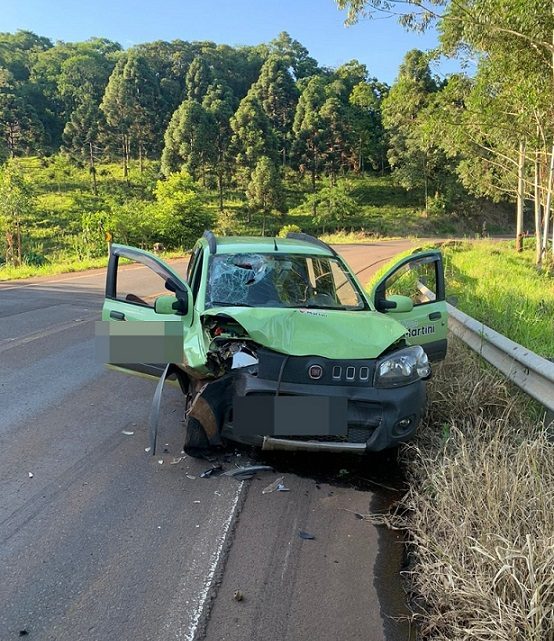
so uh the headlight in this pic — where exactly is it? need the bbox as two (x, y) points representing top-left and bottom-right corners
(374, 346), (431, 388)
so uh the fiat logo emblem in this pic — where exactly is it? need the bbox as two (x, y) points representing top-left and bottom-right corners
(308, 365), (323, 380)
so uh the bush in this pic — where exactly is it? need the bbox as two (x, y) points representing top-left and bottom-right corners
(277, 223), (302, 238)
(153, 171), (214, 249)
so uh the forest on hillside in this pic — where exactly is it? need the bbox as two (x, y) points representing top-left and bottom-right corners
(0, 0), (553, 269)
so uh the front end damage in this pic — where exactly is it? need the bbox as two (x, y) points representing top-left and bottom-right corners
(178, 310), (427, 455)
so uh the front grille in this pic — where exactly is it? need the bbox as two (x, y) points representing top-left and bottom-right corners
(257, 348), (376, 388)
(282, 425), (376, 444)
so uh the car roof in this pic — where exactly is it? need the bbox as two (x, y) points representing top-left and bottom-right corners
(211, 236), (333, 257)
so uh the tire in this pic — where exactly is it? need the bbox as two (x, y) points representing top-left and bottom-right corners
(183, 417), (210, 457)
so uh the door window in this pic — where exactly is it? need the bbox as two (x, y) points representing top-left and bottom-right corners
(382, 256), (440, 306)
(115, 258), (174, 308)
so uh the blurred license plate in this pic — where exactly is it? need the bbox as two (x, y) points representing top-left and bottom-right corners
(233, 396), (347, 436)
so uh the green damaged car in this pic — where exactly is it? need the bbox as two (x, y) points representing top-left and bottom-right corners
(100, 232), (447, 455)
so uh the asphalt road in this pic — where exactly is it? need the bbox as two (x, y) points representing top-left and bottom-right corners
(0, 240), (418, 641)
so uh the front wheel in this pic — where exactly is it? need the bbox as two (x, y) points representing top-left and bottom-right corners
(183, 417), (210, 457)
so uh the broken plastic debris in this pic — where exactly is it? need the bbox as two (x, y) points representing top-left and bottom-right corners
(28, 472), (33, 478)
(144, 447), (151, 453)
(277, 484), (290, 492)
(193, 500), (201, 504)
(298, 530), (316, 540)
(200, 464), (223, 478)
(157, 459), (164, 465)
(186, 474), (196, 480)
(233, 590), (244, 602)
(169, 456), (185, 465)
(224, 465), (273, 479)
(262, 476), (284, 494)
(122, 430), (134, 436)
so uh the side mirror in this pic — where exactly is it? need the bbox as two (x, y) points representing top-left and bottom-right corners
(386, 294), (414, 313)
(154, 294), (188, 315)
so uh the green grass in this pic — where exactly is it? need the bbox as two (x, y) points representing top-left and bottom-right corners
(0, 249), (188, 282)
(443, 240), (554, 357)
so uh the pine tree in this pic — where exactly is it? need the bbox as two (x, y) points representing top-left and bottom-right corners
(253, 55), (298, 166)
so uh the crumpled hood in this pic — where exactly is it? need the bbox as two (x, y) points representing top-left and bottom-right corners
(202, 306), (406, 359)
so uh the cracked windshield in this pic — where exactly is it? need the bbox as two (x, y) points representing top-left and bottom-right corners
(206, 253), (365, 309)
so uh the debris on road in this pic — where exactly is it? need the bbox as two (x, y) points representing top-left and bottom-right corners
(262, 476), (284, 494)
(200, 464), (223, 478)
(193, 500), (201, 504)
(277, 483), (290, 492)
(186, 474), (196, 480)
(223, 465), (273, 480)
(144, 447), (151, 453)
(28, 472), (33, 479)
(233, 590), (244, 602)
(298, 530), (316, 540)
(157, 459), (164, 465)
(122, 430), (134, 436)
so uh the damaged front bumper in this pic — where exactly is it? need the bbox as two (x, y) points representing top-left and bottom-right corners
(223, 368), (426, 453)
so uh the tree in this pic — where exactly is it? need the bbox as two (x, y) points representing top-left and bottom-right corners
(101, 52), (161, 175)
(0, 67), (45, 157)
(230, 89), (278, 184)
(185, 56), (213, 102)
(334, 59), (368, 98)
(253, 55), (298, 166)
(62, 96), (105, 194)
(161, 98), (213, 181)
(202, 82), (235, 210)
(268, 32), (319, 80)
(349, 79), (389, 172)
(319, 95), (354, 182)
(246, 156), (283, 234)
(0, 160), (35, 266)
(291, 76), (329, 190)
(381, 50), (442, 208)
(336, 0), (554, 261)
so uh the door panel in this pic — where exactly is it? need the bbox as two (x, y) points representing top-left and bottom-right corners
(100, 245), (192, 376)
(369, 251), (448, 361)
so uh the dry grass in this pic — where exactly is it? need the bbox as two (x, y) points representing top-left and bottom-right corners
(399, 337), (554, 641)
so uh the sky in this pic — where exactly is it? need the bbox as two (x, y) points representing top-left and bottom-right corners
(1, 0), (461, 84)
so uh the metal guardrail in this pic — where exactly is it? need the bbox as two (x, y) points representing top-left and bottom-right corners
(417, 283), (554, 414)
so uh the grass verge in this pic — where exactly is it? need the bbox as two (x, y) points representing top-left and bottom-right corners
(394, 338), (553, 640)
(0, 249), (188, 282)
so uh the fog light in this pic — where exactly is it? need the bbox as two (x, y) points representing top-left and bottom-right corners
(393, 416), (414, 436)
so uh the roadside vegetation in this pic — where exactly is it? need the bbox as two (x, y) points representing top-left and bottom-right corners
(0, 27), (532, 283)
(441, 240), (554, 358)
(396, 338), (553, 641)
(0, 156), (507, 281)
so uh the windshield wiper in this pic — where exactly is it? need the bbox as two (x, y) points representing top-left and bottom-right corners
(209, 301), (253, 308)
(300, 303), (348, 310)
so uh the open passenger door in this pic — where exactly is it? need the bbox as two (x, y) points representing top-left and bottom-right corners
(368, 251), (448, 362)
(100, 244), (193, 378)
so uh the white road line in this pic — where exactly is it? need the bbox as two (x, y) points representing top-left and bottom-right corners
(160, 481), (243, 641)
(184, 482), (243, 641)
